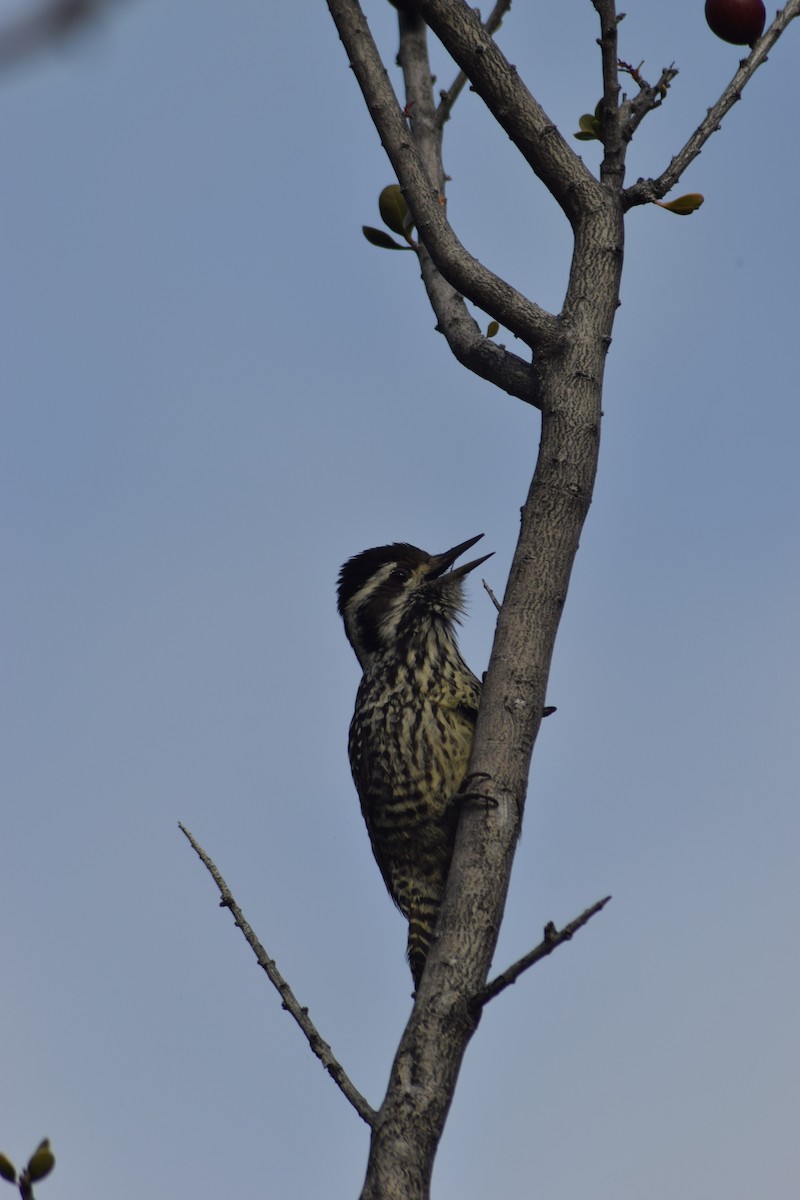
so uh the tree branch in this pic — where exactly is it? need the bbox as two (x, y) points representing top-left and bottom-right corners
(617, 63), (679, 150)
(343, 11), (624, 1190)
(436, 0), (512, 128)
(393, 9), (541, 404)
(420, 262), (542, 404)
(591, 0), (624, 186)
(474, 895), (612, 1008)
(414, 0), (597, 227)
(178, 823), (376, 1128)
(359, 189), (621, 1200)
(327, 0), (562, 352)
(623, 0), (800, 208)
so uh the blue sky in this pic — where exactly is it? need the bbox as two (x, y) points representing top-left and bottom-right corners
(2, 2), (798, 1197)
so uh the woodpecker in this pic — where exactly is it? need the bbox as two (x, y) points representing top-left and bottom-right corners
(337, 535), (492, 989)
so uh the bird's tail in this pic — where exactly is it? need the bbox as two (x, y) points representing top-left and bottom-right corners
(407, 895), (442, 989)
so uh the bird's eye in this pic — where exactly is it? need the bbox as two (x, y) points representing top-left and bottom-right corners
(388, 566), (411, 585)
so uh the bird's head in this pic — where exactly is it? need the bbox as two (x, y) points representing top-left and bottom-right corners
(337, 534), (492, 670)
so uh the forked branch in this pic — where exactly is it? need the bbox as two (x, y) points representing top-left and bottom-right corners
(396, 7), (542, 405)
(327, 0), (562, 352)
(624, 0), (800, 208)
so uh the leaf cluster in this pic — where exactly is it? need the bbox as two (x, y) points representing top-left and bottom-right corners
(362, 183), (416, 250)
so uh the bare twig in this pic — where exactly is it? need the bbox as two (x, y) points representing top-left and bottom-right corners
(474, 896), (612, 1008)
(436, 0), (512, 127)
(617, 58), (647, 89)
(591, 0), (623, 184)
(178, 823), (376, 1127)
(482, 577), (502, 613)
(617, 62), (679, 148)
(624, 0), (800, 208)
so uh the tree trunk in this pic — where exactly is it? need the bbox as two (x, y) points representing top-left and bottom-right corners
(360, 192), (624, 1196)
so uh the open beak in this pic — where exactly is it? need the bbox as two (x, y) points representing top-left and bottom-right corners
(425, 534), (494, 584)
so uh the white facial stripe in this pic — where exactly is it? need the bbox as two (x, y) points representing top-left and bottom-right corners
(347, 562), (399, 612)
(342, 557), (466, 671)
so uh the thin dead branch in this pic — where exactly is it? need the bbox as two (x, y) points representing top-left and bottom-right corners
(482, 577), (502, 613)
(474, 896), (612, 1008)
(178, 823), (376, 1127)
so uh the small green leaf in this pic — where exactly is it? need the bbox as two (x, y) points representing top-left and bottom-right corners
(574, 114), (602, 141)
(362, 226), (411, 250)
(653, 192), (705, 216)
(594, 99), (605, 120)
(0, 1154), (16, 1183)
(486, 320), (500, 338)
(26, 1140), (55, 1184)
(378, 184), (413, 236)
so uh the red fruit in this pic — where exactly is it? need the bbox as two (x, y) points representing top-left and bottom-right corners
(705, 0), (766, 45)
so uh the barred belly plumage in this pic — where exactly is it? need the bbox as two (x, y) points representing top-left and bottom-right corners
(337, 536), (490, 989)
